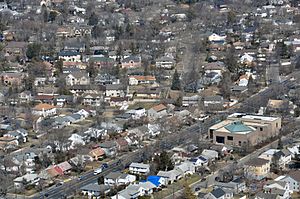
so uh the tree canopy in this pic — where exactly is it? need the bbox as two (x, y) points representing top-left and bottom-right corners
(171, 69), (181, 90)
(26, 43), (42, 60)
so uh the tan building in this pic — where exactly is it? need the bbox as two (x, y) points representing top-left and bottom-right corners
(244, 158), (270, 180)
(208, 113), (281, 147)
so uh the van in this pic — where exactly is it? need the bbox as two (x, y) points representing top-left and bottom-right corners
(93, 167), (103, 175)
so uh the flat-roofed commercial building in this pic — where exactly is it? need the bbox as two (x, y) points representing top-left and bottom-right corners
(208, 113), (281, 147)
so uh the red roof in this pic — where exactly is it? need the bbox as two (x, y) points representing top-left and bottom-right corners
(54, 165), (64, 175)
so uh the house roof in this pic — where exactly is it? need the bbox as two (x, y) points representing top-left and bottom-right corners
(130, 162), (150, 169)
(129, 75), (156, 81)
(80, 183), (110, 193)
(267, 99), (288, 109)
(210, 188), (226, 198)
(225, 121), (254, 133)
(57, 161), (72, 172)
(46, 166), (60, 177)
(151, 104), (167, 112)
(89, 147), (105, 157)
(147, 176), (163, 187)
(255, 191), (278, 199)
(288, 170), (300, 182)
(33, 103), (56, 111)
(245, 158), (269, 167)
(105, 171), (122, 180)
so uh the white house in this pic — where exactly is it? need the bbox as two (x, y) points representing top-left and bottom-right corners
(201, 149), (219, 161)
(65, 72), (90, 86)
(148, 104), (168, 119)
(157, 169), (183, 184)
(273, 149), (292, 169)
(104, 172), (136, 186)
(155, 56), (175, 69)
(259, 149), (280, 162)
(175, 162), (196, 176)
(58, 51), (81, 62)
(263, 181), (291, 198)
(126, 108), (147, 119)
(189, 156), (208, 166)
(240, 53), (255, 64)
(105, 84), (127, 97)
(275, 171), (300, 193)
(208, 33), (226, 43)
(33, 103), (57, 117)
(129, 162), (150, 175)
(14, 174), (40, 189)
(129, 76), (156, 85)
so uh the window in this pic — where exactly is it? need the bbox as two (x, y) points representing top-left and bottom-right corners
(276, 123), (278, 128)
(227, 136), (233, 141)
(209, 130), (214, 139)
(238, 141), (242, 146)
(260, 127), (263, 131)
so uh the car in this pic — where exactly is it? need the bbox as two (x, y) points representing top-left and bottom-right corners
(102, 163), (109, 169)
(94, 167), (103, 175)
(195, 187), (201, 192)
(56, 182), (64, 187)
(78, 176), (83, 180)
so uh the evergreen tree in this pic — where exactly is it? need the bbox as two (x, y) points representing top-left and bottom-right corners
(88, 12), (98, 26)
(26, 43), (42, 60)
(171, 69), (181, 90)
(277, 138), (283, 150)
(183, 183), (197, 199)
(219, 72), (231, 100)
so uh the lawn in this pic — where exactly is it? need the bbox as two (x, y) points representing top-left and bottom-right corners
(152, 174), (201, 198)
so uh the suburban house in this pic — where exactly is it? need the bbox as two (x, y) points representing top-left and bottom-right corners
(266, 99), (289, 114)
(263, 181), (291, 199)
(275, 170), (300, 192)
(208, 33), (226, 43)
(208, 113), (281, 147)
(157, 169), (182, 184)
(121, 55), (141, 68)
(175, 162), (196, 176)
(148, 104), (168, 119)
(204, 96), (224, 108)
(244, 158), (271, 180)
(134, 88), (161, 99)
(32, 103), (57, 117)
(147, 175), (167, 188)
(58, 50), (81, 62)
(129, 162), (150, 175)
(14, 174), (40, 189)
(0, 136), (19, 150)
(0, 72), (24, 86)
(105, 84), (127, 97)
(89, 147), (105, 161)
(129, 75), (156, 85)
(66, 71), (90, 86)
(272, 149), (292, 169)
(5, 41), (27, 56)
(155, 56), (175, 69)
(82, 94), (102, 106)
(4, 129), (28, 143)
(104, 171), (136, 186)
(204, 187), (233, 199)
(81, 183), (110, 199)
(201, 149), (219, 161)
(189, 156), (208, 167)
(89, 56), (115, 68)
(109, 97), (129, 107)
(99, 141), (118, 157)
(259, 149), (280, 162)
